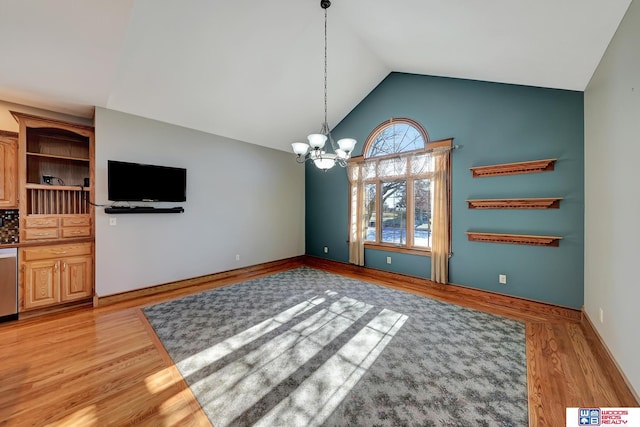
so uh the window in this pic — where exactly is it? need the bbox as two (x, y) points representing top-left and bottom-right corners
(348, 118), (451, 256)
(367, 120), (426, 156)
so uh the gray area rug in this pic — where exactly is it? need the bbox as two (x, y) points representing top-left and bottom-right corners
(143, 267), (527, 426)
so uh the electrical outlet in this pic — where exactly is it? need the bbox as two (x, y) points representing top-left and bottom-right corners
(499, 274), (507, 284)
(109, 217), (117, 226)
(386, 256), (392, 264)
(235, 254), (240, 261)
(599, 308), (604, 324)
(323, 246), (328, 253)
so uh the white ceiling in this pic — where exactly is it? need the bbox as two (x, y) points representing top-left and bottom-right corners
(0, 0), (632, 152)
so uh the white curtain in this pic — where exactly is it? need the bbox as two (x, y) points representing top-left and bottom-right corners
(430, 149), (450, 284)
(347, 163), (365, 266)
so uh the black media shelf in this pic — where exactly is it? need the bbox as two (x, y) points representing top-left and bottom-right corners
(105, 207), (184, 214)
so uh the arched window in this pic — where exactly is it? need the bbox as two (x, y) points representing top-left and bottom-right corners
(365, 118), (429, 157)
(347, 118), (452, 283)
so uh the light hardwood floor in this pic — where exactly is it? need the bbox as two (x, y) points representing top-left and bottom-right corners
(0, 258), (637, 426)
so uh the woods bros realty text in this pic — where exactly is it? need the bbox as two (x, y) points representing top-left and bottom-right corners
(567, 408), (640, 426)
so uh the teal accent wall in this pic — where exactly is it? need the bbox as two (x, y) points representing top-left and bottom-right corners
(306, 72), (584, 309)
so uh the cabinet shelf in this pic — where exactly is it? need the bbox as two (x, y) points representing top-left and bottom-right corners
(465, 231), (562, 247)
(26, 183), (88, 191)
(26, 152), (89, 162)
(466, 198), (562, 209)
(470, 158), (557, 178)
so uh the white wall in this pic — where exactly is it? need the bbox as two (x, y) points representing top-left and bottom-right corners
(584, 0), (640, 397)
(95, 108), (305, 296)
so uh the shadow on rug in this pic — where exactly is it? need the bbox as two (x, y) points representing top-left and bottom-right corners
(143, 267), (527, 426)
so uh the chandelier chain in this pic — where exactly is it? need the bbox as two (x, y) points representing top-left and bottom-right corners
(324, 7), (328, 129)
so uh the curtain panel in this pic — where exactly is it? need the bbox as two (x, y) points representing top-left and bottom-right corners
(346, 163), (365, 266)
(430, 149), (450, 284)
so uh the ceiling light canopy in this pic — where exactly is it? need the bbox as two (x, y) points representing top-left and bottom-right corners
(291, 0), (357, 171)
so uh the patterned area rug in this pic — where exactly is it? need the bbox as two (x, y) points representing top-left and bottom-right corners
(143, 267), (527, 426)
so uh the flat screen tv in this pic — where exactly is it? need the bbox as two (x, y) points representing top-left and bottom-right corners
(108, 160), (187, 202)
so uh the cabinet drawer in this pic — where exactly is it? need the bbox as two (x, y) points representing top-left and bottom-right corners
(21, 243), (92, 262)
(62, 216), (91, 227)
(25, 216), (59, 228)
(61, 227), (91, 238)
(23, 228), (59, 241)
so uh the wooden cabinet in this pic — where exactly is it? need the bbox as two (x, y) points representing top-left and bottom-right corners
(20, 243), (93, 311)
(23, 258), (60, 309)
(0, 131), (18, 208)
(61, 215), (91, 238)
(12, 112), (94, 240)
(11, 112), (95, 313)
(60, 255), (93, 301)
(22, 214), (91, 242)
(23, 216), (59, 240)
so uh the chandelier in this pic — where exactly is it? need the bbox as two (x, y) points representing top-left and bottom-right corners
(291, 0), (357, 171)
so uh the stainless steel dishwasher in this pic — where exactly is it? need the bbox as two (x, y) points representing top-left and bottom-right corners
(0, 248), (18, 322)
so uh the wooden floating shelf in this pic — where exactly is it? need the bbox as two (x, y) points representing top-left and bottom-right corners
(470, 158), (557, 178)
(465, 232), (562, 247)
(466, 197), (563, 209)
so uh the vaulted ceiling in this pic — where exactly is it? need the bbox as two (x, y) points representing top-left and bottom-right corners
(0, 0), (631, 152)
